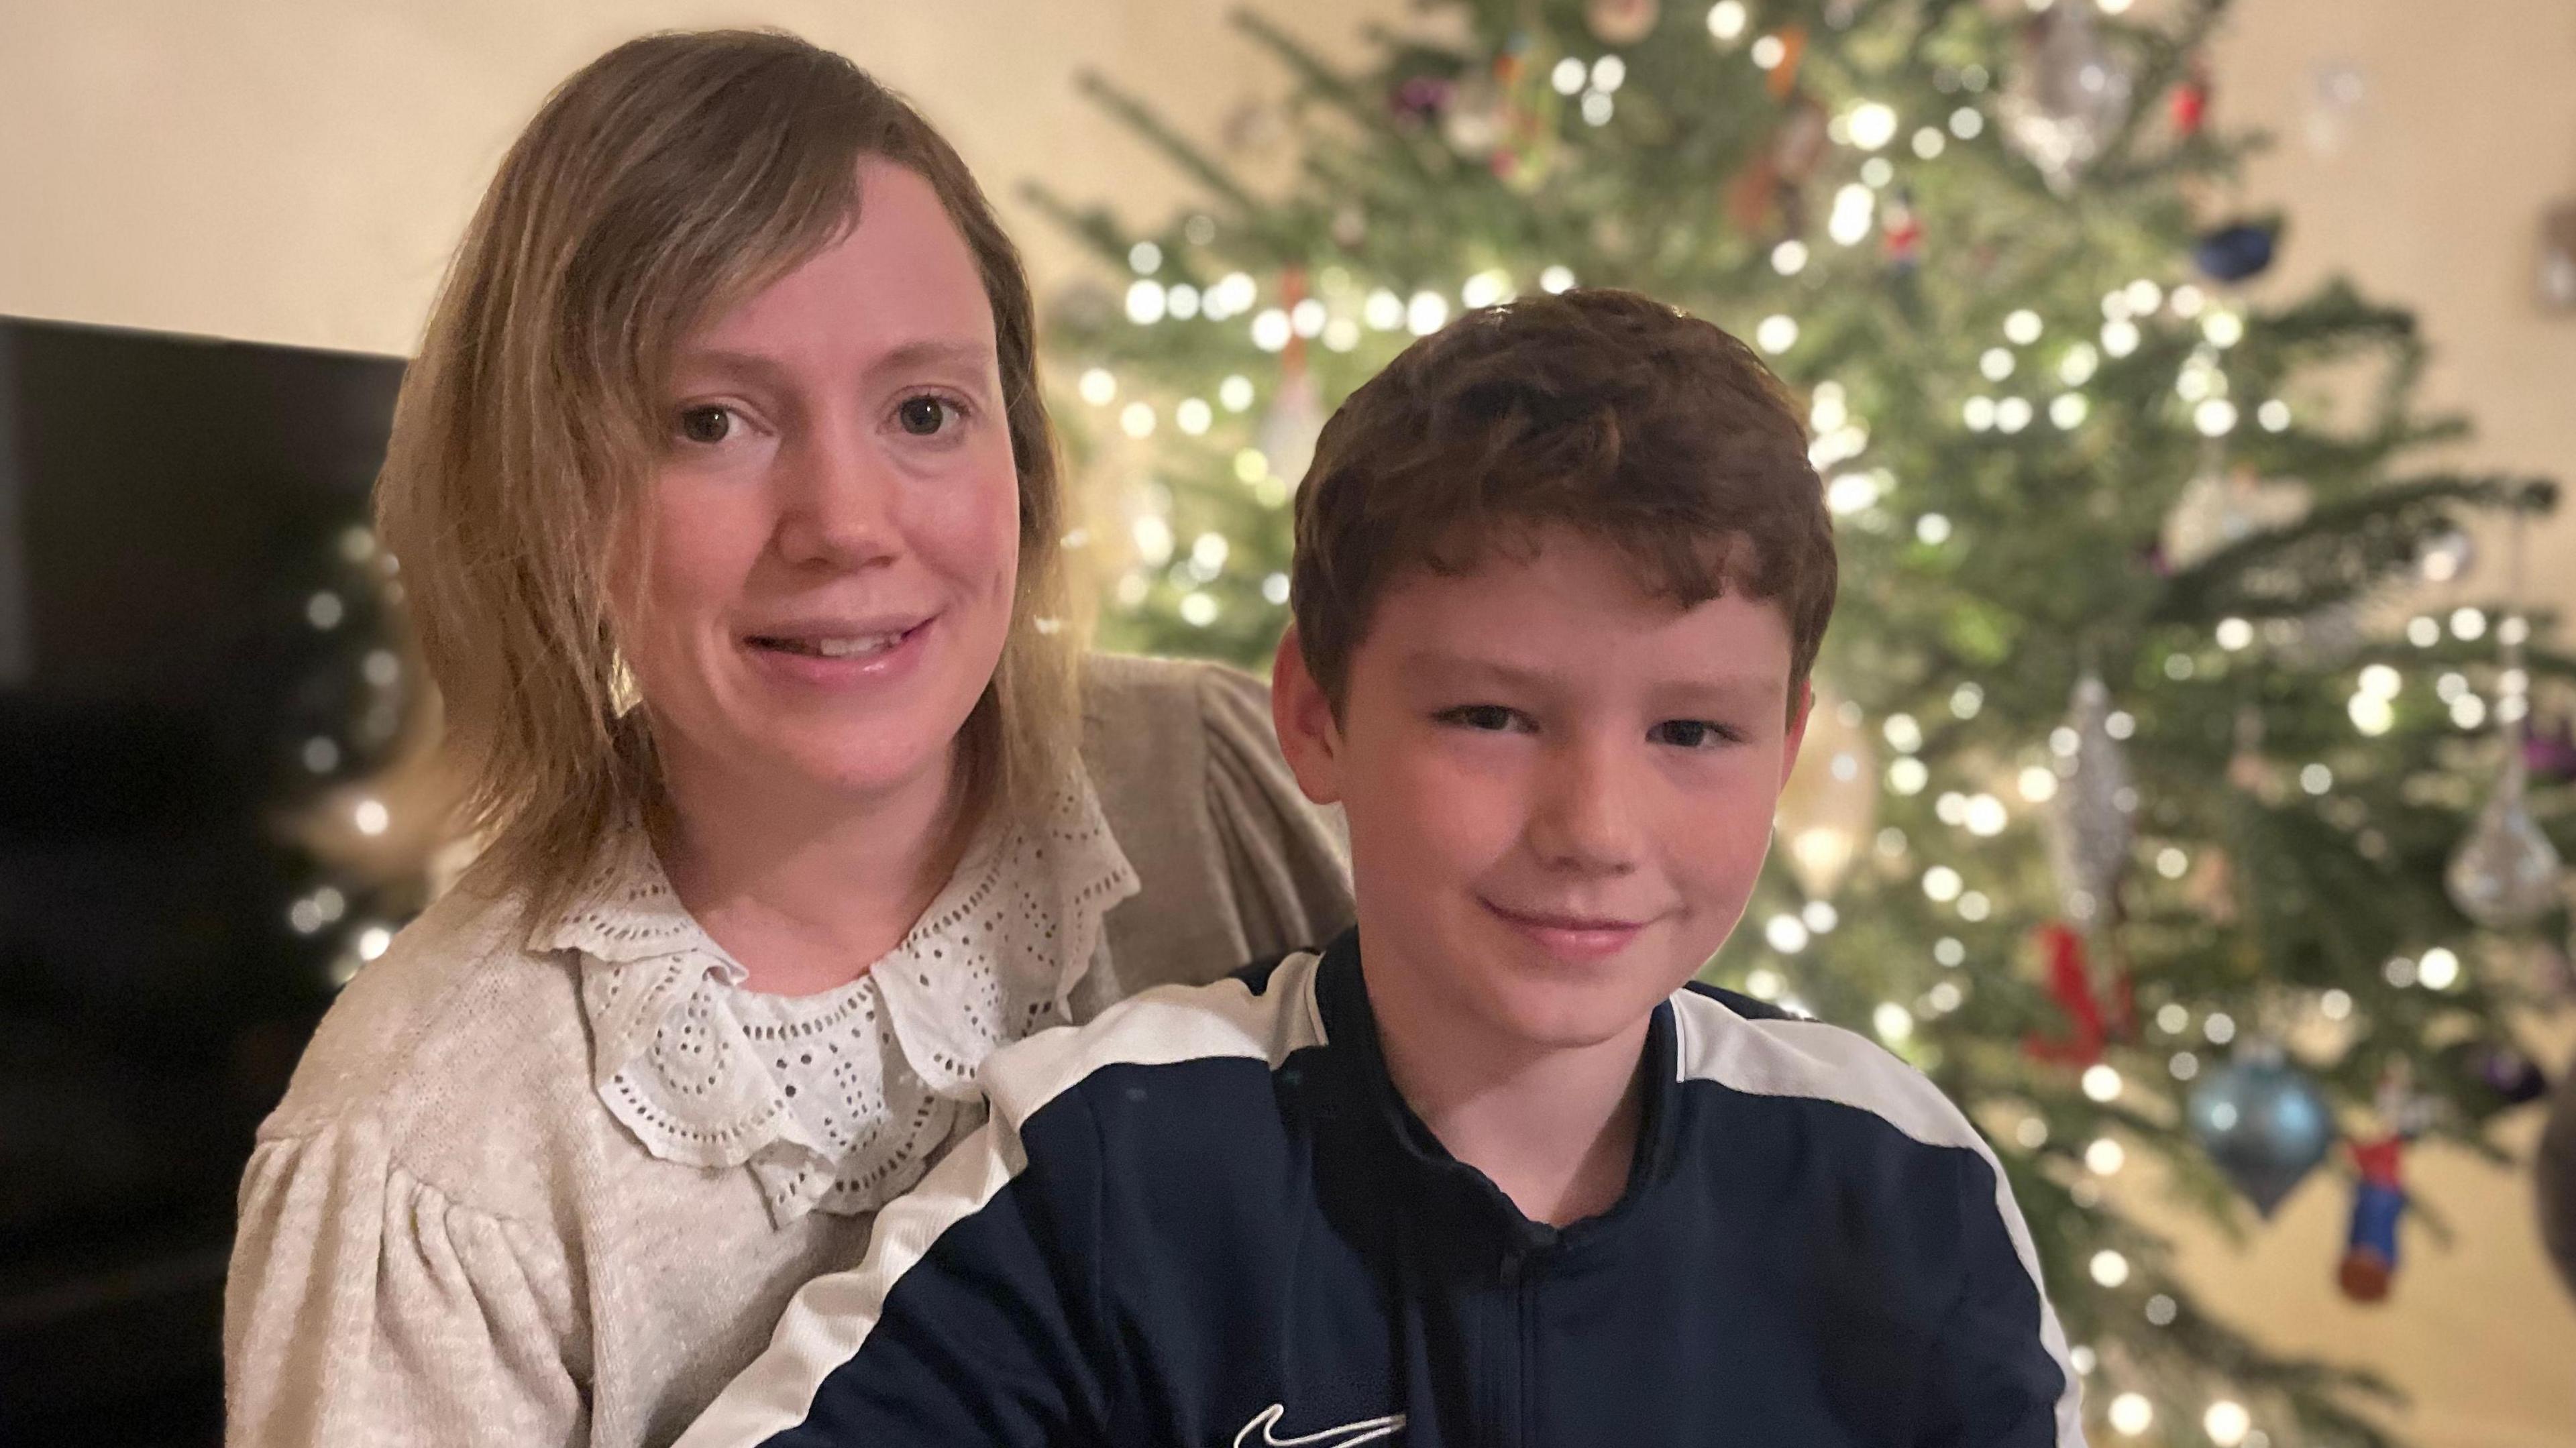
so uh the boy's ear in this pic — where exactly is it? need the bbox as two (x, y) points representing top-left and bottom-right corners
(1779, 678), (1814, 789)
(1271, 626), (1346, 807)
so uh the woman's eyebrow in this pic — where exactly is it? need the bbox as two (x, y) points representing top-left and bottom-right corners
(668, 345), (794, 386)
(869, 338), (998, 380)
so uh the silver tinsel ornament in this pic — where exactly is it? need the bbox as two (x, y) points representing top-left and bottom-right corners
(1999, 3), (2133, 193)
(2045, 674), (2135, 928)
(2447, 753), (2563, 930)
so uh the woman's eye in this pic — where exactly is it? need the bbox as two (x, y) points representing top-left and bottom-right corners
(896, 396), (955, 437)
(1650, 720), (1737, 750)
(676, 406), (735, 445)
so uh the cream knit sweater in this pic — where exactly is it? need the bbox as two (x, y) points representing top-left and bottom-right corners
(222, 655), (1353, 1447)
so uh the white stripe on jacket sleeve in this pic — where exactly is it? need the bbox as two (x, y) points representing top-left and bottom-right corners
(1671, 992), (2088, 1448)
(669, 1110), (1030, 1448)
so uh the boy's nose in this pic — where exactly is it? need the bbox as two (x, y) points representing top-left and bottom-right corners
(1527, 738), (1643, 875)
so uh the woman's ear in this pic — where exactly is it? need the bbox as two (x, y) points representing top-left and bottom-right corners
(1270, 627), (1345, 807)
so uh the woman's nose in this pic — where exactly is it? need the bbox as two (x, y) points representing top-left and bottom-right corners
(772, 423), (900, 569)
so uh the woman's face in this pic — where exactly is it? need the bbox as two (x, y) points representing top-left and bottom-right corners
(621, 158), (1021, 817)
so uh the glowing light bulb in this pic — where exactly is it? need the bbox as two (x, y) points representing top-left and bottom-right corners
(1847, 102), (1899, 151)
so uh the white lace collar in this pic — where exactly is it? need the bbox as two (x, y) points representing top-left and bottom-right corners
(541, 782), (1140, 1226)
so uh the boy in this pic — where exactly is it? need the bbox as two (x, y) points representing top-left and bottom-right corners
(679, 290), (2082, 1447)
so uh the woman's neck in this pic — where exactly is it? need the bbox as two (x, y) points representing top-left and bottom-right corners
(1366, 960), (1650, 1230)
(655, 740), (971, 997)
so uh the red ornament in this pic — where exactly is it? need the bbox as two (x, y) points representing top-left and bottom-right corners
(1882, 190), (1924, 272)
(1766, 25), (1809, 100)
(2169, 56), (2210, 139)
(2024, 923), (2133, 1065)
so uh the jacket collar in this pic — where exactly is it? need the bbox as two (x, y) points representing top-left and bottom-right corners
(1309, 928), (1683, 1262)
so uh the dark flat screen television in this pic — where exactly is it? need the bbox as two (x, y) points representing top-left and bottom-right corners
(0, 315), (409, 1443)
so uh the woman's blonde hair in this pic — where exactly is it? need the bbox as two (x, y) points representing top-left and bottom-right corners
(378, 29), (1078, 932)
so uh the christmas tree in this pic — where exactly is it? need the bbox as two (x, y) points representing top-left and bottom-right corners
(1028, 1), (2567, 1443)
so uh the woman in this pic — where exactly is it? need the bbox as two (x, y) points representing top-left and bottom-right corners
(223, 30), (1350, 1447)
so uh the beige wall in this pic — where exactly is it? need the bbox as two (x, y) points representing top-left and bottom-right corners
(5, 1), (2574, 1441)
(0, 0), (1385, 353)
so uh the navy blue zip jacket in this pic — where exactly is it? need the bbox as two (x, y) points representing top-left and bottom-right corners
(679, 930), (2083, 1448)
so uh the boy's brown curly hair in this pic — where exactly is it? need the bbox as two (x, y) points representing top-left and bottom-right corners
(1290, 288), (1837, 716)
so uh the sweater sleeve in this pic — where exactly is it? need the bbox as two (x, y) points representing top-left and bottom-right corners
(671, 1095), (1111, 1448)
(1191, 661), (1354, 964)
(1917, 1149), (2088, 1448)
(224, 1117), (586, 1448)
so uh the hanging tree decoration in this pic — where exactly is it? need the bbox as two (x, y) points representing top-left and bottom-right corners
(2447, 511), (2563, 930)
(1484, 31), (1564, 190)
(1255, 272), (1326, 491)
(1882, 186), (1925, 275)
(2160, 450), (2310, 574)
(2449, 751), (2561, 929)
(2188, 1040), (2336, 1217)
(2193, 221), (2279, 284)
(1585, 0), (1660, 47)
(2339, 1133), (2410, 1302)
(2168, 52), (2211, 140)
(2338, 1066), (2432, 1302)
(2029, 673), (2138, 1062)
(2045, 673), (2135, 930)
(1725, 89), (1830, 239)
(2522, 712), (2576, 785)
(1998, 1), (2133, 193)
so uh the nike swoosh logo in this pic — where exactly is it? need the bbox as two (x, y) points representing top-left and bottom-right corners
(1231, 1402), (1406, 1448)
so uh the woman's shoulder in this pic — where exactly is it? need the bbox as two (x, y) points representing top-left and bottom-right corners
(1078, 652), (1352, 992)
(260, 882), (594, 1170)
(1077, 651), (1277, 830)
(1079, 650), (1270, 742)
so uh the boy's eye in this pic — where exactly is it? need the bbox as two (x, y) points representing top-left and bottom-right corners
(1650, 719), (1739, 750)
(896, 395), (959, 437)
(676, 405), (736, 445)
(1438, 704), (1525, 733)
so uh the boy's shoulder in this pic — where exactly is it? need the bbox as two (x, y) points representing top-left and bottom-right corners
(974, 947), (1330, 1133)
(1667, 982), (1995, 1166)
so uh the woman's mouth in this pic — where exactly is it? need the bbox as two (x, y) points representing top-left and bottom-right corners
(750, 628), (917, 659)
(742, 616), (935, 685)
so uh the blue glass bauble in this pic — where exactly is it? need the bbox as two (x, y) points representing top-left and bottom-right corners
(2188, 1054), (2334, 1216)
(2194, 223), (2277, 283)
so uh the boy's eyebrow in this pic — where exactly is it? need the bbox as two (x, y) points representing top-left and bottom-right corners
(1399, 649), (1787, 708)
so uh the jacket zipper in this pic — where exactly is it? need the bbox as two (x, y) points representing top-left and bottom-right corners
(1495, 1247), (1540, 1448)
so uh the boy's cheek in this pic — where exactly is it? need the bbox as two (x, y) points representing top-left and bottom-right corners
(1350, 746), (1525, 885)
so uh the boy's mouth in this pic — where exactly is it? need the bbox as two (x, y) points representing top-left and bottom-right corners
(1479, 898), (1652, 960)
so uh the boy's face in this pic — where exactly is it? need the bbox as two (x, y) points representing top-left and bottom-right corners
(1276, 528), (1808, 1058)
